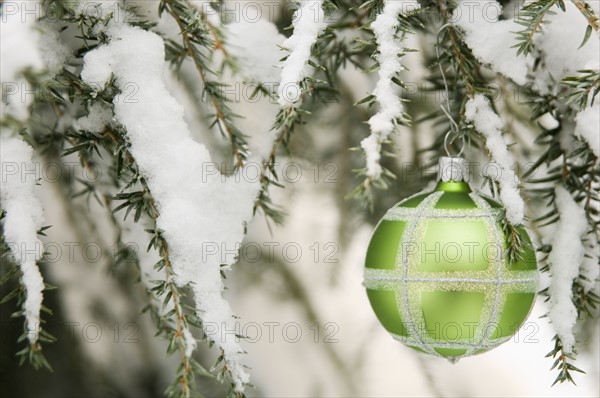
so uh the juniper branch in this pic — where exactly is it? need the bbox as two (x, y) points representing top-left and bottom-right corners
(0, 212), (55, 372)
(514, 0), (561, 56)
(562, 69), (600, 110)
(570, 0), (600, 31)
(160, 0), (248, 169)
(105, 125), (200, 398)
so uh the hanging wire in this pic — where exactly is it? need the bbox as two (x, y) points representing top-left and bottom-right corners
(435, 23), (464, 157)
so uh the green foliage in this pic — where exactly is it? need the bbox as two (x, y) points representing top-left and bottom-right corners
(562, 69), (600, 110)
(160, 0), (249, 169)
(546, 335), (586, 386)
(0, 212), (55, 372)
(524, 94), (599, 384)
(513, 0), (561, 56)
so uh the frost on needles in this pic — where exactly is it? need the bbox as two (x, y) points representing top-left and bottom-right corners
(81, 21), (259, 391)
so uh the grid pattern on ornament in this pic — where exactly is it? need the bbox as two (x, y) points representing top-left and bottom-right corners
(363, 191), (538, 359)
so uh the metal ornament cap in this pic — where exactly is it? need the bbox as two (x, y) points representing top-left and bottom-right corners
(437, 156), (468, 183)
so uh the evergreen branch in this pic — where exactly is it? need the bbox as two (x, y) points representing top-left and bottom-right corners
(573, 271), (600, 318)
(253, 106), (301, 226)
(34, 62), (205, 397)
(513, 0), (561, 56)
(107, 125), (247, 396)
(195, 2), (236, 71)
(545, 334), (586, 385)
(435, 0), (485, 97)
(253, 0), (383, 221)
(500, 215), (528, 264)
(106, 126), (200, 398)
(562, 69), (600, 110)
(349, 1), (422, 207)
(160, 0), (248, 169)
(151, 232), (197, 398)
(0, 212), (55, 372)
(570, 0), (600, 32)
(252, 2), (366, 224)
(527, 119), (599, 385)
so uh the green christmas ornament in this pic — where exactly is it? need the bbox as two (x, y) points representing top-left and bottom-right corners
(364, 157), (538, 362)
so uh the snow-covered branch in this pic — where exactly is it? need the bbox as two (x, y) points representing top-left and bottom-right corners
(278, 0), (327, 106)
(0, 135), (46, 343)
(465, 94), (525, 225)
(547, 186), (589, 354)
(574, 102), (600, 159)
(81, 21), (259, 391)
(360, 0), (417, 181)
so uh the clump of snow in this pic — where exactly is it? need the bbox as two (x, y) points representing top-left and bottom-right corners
(574, 102), (600, 159)
(535, 1), (600, 91)
(536, 112), (560, 131)
(360, 0), (419, 180)
(0, 134), (46, 343)
(0, 3), (45, 120)
(453, 0), (530, 85)
(81, 21), (259, 391)
(228, 19), (286, 84)
(38, 21), (72, 76)
(465, 94), (525, 225)
(74, 103), (114, 133)
(548, 186), (589, 354)
(278, 0), (327, 106)
(182, 327), (197, 358)
(455, 0), (599, 94)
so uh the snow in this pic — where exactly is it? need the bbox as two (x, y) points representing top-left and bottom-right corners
(0, 134), (46, 343)
(535, 1), (600, 91)
(455, 0), (599, 92)
(278, 0), (327, 106)
(74, 103), (114, 133)
(453, 0), (530, 85)
(38, 21), (72, 76)
(182, 327), (197, 358)
(0, 3), (45, 120)
(360, 0), (419, 180)
(465, 94), (525, 225)
(548, 186), (589, 354)
(574, 102), (600, 159)
(81, 20), (259, 391)
(228, 18), (286, 84)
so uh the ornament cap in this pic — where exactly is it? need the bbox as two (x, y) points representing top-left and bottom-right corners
(437, 156), (468, 183)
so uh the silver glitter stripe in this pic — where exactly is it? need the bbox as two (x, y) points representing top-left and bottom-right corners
(364, 267), (537, 280)
(384, 211), (499, 221)
(364, 276), (536, 284)
(399, 192), (442, 356)
(391, 334), (511, 349)
(469, 194), (504, 357)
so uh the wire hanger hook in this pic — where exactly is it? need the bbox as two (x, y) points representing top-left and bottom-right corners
(436, 24), (465, 158)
